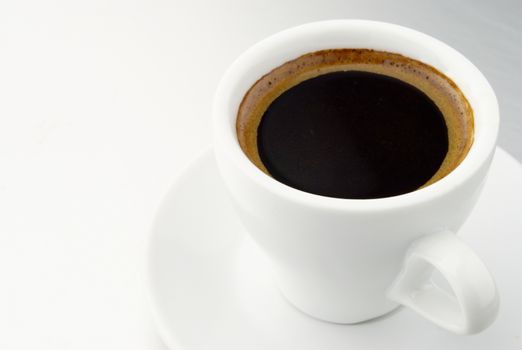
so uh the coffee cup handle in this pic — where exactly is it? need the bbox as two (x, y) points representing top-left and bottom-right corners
(386, 231), (499, 334)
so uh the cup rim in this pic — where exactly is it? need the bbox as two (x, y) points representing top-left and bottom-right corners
(213, 19), (499, 212)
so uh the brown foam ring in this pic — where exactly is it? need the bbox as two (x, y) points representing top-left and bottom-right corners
(237, 49), (474, 188)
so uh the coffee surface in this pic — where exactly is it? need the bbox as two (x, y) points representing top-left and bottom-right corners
(258, 70), (447, 199)
(237, 49), (474, 199)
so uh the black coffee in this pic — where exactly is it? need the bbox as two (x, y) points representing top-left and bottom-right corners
(237, 49), (473, 199)
(257, 71), (447, 199)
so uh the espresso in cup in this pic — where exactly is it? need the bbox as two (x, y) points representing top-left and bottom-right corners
(237, 49), (474, 199)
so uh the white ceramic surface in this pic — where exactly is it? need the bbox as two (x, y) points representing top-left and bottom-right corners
(148, 148), (522, 350)
(213, 20), (499, 332)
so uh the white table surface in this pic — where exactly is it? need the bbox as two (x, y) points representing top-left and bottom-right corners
(0, 0), (520, 349)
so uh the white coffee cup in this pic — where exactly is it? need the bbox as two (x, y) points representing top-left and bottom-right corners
(212, 20), (499, 335)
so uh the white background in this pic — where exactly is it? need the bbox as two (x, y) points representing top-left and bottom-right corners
(0, 0), (520, 349)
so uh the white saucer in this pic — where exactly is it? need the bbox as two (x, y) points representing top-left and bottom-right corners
(148, 148), (522, 350)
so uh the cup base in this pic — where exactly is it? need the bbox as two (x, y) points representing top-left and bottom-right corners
(276, 281), (401, 324)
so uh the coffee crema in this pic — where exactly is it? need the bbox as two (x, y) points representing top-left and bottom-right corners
(237, 49), (474, 199)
